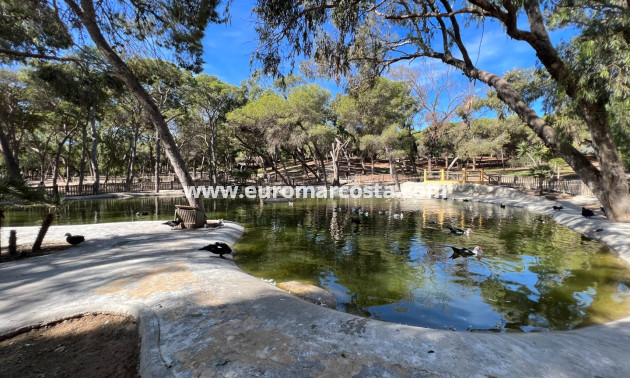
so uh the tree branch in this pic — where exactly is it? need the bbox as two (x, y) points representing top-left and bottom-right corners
(0, 48), (82, 62)
(380, 7), (490, 19)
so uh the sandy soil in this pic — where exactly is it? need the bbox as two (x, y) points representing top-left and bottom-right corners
(0, 313), (139, 378)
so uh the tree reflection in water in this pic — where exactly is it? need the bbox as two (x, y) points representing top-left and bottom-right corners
(5, 196), (630, 331)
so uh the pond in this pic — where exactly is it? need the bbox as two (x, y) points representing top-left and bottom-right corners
(4, 196), (630, 332)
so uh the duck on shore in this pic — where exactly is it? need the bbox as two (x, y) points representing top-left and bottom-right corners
(65, 233), (85, 246)
(163, 220), (180, 228)
(582, 207), (595, 218)
(199, 242), (233, 258)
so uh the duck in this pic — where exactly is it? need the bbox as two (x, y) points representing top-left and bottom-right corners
(136, 211), (149, 216)
(199, 242), (233, 258)
(449, 245), (482, 258)
(392, 213), (404, 219)
(206, 219), (224, 228)
(595, 227), (604, 232)
(462, 199), (470, 202)
(378, 210), (389, 215)
(500, 204), (505, 209)
(582, 207), (595, 218)
(65, 233), (85, 246)
(445, 225), (471, 236)
(163, 220), (180, 227)
(552, 206), (563, 211)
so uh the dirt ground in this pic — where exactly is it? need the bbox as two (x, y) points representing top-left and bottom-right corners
(0, 313), (139, 378)
(0, 242), (72, 263)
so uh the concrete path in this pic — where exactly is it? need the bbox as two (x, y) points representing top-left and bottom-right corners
(1, 188), (630, 377)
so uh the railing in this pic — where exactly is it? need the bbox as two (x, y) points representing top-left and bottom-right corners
(38, 170), (595, 198)
(42, 180), (209, 197)
(422, 168), (594, 196)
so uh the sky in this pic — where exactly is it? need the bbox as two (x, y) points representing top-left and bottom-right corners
(201, 1), (576, 103)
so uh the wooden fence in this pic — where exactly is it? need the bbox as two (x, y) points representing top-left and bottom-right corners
(39, 170), (594, 198)
(421, 169), (594, 196)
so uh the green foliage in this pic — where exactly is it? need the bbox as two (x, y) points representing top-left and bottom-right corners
(0, 177), (46, 204)
(231, 168), (254, 183)
(0, 0), (73, 63)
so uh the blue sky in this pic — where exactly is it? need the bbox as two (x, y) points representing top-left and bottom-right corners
(202, 1), (575, 102)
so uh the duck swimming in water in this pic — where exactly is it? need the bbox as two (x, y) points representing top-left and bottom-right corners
(445, 225), (472, 236)
(449, 246), (482, 258)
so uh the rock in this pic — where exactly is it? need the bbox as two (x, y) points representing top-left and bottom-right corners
(277, 281), (337, 308)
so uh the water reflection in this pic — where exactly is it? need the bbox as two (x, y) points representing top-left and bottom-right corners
(5, 196), (630, 331)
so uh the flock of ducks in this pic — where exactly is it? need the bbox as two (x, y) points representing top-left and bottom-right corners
(59, 199), (609, 260)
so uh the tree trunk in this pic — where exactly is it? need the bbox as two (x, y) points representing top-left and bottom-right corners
(330, 151), (340, 186)
(65, 138), (72, 192)
(32, 213), (54, 253)
(447, 156), (459, 171)
(386, 148), (400, 191)
(295, 149), (318, 179)
(78, 120), (87, 194)
(312, 144), (328, 188)
(208, 122), (218, 185)
(330, 139), (347, 186)
(0, 125), (21, 179)
(69, 0), (202, 212)
(52, 136), (70, 196)
(277, 150), (292, 185)
(126, 122), (140, 187)
(89, 106), (100, 194)
(410, 140), (418, 173)
(155, 130), (160, 193)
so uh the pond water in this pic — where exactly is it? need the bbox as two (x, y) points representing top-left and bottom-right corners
(4, 196), (630, 332)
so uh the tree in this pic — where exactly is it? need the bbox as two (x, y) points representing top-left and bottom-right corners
(1, 0), (230, 212)
(391, 64), (471, 171)
(227, 93), (294, 185)
(253, 0), (630, 222)
(190, 75), (245, 184)
(29, 54), (120, 193)
(335, 78), (417, 189)
(0, 69), (33, 178)
(286, 84), (333, 185)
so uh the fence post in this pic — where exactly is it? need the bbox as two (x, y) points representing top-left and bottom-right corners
(440, 169), (445, 182)
(480, 168), (485, 184)
(423, 169), (427, 182)
(461, 168), (467, 183)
